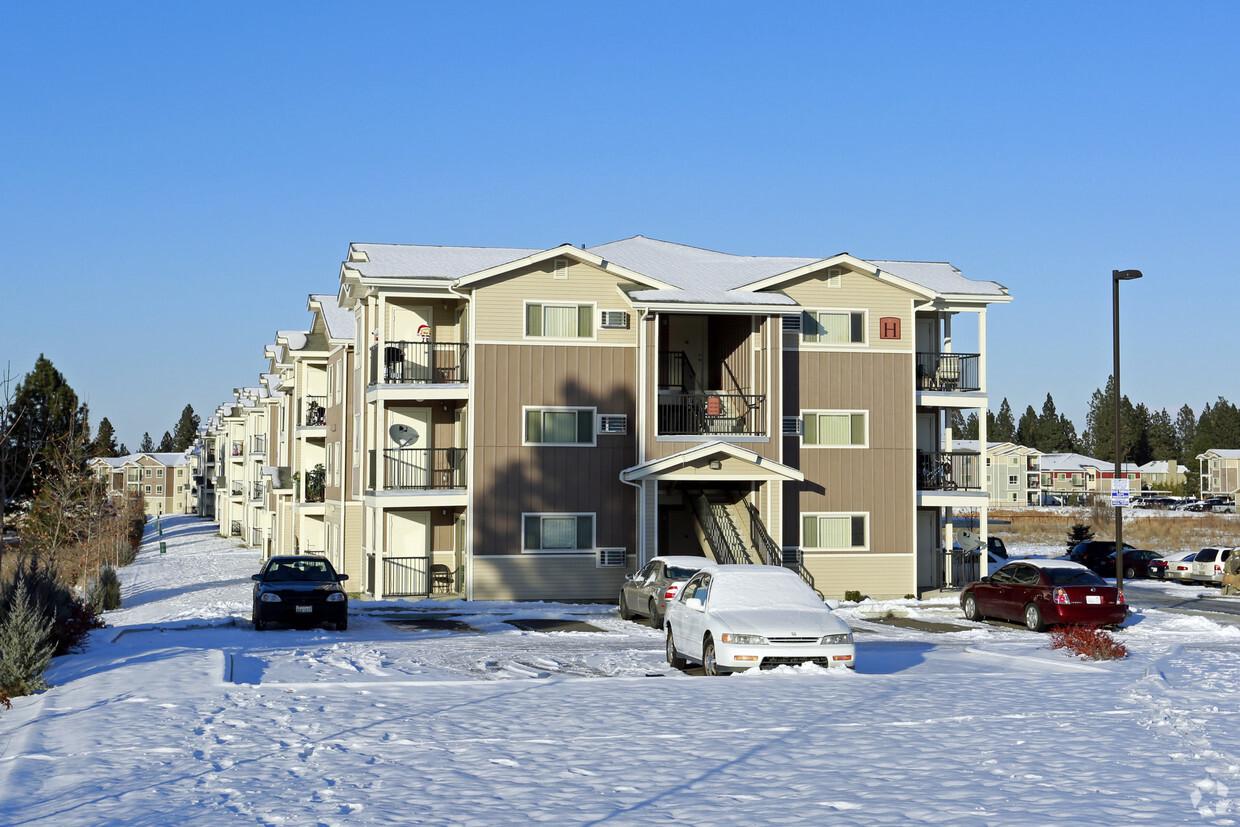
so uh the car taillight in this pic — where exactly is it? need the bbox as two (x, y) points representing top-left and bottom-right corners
(1117, 590), (1125, 605)
(1053, 587), (1070, 605)
(1216, 565), (1224, 574)
(664, 585), (679, 599)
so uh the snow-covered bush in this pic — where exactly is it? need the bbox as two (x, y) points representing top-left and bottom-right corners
(0, 578), (55, 695)
(1048, 625), (1128, 661)
(88, 566), (121, 611)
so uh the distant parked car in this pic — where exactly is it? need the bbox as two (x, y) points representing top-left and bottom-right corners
(252, 555), (349, 631)
(1103, 549), (1163, 580)
(619, 556), (718, 629)
(664, 565), (855, 675)
(961, 559), (1127, 631)
(1165, 551), (1200, 583)
(1149, 550), (1195, 580)
(1063, 540), (1135, 574)
(1190, 547), (1234, 585)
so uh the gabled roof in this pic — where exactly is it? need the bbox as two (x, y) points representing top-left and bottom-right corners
(1137, 460), (1188, 474)
(309, 294), (355, 341)
(619, 441), (805, 483)
(1039, 452), (1141, 473)
(345, 243), (542, 281)
(1198, 448), (1240, 460)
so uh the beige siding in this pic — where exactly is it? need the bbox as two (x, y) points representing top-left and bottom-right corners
(801, 554), (916, 600)
(471, 260), (641, 345)
(780, 269), (916, 354)
(472, 554), (634, 600)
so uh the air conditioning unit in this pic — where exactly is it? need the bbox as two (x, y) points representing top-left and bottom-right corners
(598, 415), (628, 435)
(600, 310), (630, 329)
(597, 547), (626, 568)
(782, 547), (803, 567)
(782, 416), (802, 436)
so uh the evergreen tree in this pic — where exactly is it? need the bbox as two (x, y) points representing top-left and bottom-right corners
(1130, 403), (1153, 466)
(1082, 376), (1137, 462)
(157, 431), (175, 452)
(90, 417), (120, 458)
(946, 410), (968, 439)
(1175, 404), (1197, 461)
(117, 442), (129, 456)
(960, 412), (980, 440)
(138, 433), (155, 453)
(170, 404), (200, 452)
(1015, 405), (1039, 447)
(1035, 393), (1076, 453)
(991, 399), (1016, 442)
(0, 578), (55, 696)
(1147, 408), (1179, 463)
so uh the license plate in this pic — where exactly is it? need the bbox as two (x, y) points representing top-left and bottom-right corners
(1086, 595), (1101, 605)
(295, 605), (313, 613)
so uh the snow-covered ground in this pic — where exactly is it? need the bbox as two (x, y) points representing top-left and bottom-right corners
(3, 516), (1240, 825)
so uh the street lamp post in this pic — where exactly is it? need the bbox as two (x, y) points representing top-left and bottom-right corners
(1113, 268), (1142, 591)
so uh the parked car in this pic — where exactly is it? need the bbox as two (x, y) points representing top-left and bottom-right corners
(619, 556), (718, 629)
(664, 565), (855, 675)
(1149, 550), (1195, 580)
(1190, 497), (1234, 513)
(1190, 547), (1234, 586)
(1103, 548), (1164, 580)
(252, 555), (349, 631)
(1165, 551), (1200, 583)
(1063, 540), (1135, 574)
(960, 559), (1127, 632)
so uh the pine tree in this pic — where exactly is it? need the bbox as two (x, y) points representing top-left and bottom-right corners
(992, 399), (1016, 442)
(1016, 405), (1038, 447)
(117, 442), (129, 456)
(138, 433), (155, 453)
(960, 412), (980, 440)
(170, 405), (200, 452)
(0, 579), (55, 696)
(90, 417), (120, 458)
(157, 431), (174, 452)
(1036, 393), (1076, 453)
(1130, 403), (1153, 466)
(1147, 408), (1179, 463)
(1175, 404), (1197, 461)
(946, 410), (967, 438)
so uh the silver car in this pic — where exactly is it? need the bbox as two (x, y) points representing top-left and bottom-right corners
(1190, 547), (1234, 585)
(619, 556), (718, 629)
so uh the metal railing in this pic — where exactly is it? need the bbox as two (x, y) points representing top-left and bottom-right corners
(230, 520), (242, 537)
(251, 435), (267, 455)
(687, 490), (748, 565)
(370, 341), (469, 385)
(380, 447), (468, 490)
(384, 556), (429, 597)
(917, 450), (983, 491)
(658, 393), (766, 436)
(231, 481), (244, 497)
(744, 500), (783, 568)
(658, 351), (698, 392)
(915, 352), (980, 392)
(251, 482), (264, 501)
(301, 396), (327, 426)
(251, 528), (263, 547)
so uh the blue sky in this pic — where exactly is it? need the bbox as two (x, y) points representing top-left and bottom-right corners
(1, 1), (1236, 449)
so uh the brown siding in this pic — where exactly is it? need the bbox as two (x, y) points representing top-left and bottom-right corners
(472, 555), (634, 601)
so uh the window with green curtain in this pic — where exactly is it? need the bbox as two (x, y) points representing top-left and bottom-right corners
(526, 304), (593, 338)
(802, 411), (866, 446)
(802, 514), (868, 550)
(526, 409), (595, 444)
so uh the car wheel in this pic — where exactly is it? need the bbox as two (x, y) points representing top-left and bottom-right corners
(336, 617), (348, 631)
(962, 593), (982, 622)
(702, 637), (729, 676)
(666, 628), (688, 669)
(649, 600), (663, 630)
(1124, 566), (1137, 580)
(1024, 602), (1045, 632)
(252, 605), (266, 631)
(618, 593), (634, 621)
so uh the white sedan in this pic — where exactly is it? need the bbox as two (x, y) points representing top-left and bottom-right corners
(664, 565), (856, 675)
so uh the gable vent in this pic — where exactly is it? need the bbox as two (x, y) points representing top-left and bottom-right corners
(781, 314), (802, 333)
(553, 258), (570, 279)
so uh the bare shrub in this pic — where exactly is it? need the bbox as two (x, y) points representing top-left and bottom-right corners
(1049, 625), (1128, 661)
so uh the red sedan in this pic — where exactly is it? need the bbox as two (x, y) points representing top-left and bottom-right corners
(960, 559), (1127, 632)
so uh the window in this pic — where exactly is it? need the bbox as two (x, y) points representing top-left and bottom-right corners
(156, 468), (164, 478)
(156, 485), (163, 494)
(1009, 456), (1020, 466)
(526, 303), (593, 338)
(523, 514), (594, 553)
(525, 408), (595, 445)
(802, 513), (868, 551)
(802, 411), (867, 447)
(144, 485), (152, 494)
(177, 469), (184, 477)
(145, 469), (152, 478)
(1008, 475), (1019, 486)
(801, 310), (864, 345)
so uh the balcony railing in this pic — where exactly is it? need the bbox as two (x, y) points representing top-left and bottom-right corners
(915, 353), (980, 392)
(251, 482), (264, 501)
(917, 450), (983, 491)
(251, 528), (263, 547)
(251, 435), (267, 455)
(230, 520), (242, 537)
(384, 557), (429, 597)
(377, 447), (468, 490)
(301, 395), (327, 427)
(370, 341), (469, 385)
(657, 393), (766, 437)
(658, 351), (697, 392)
(231, 482), (244, 497)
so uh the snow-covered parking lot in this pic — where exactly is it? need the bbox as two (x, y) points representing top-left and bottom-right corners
(4, 515), (1240, 825)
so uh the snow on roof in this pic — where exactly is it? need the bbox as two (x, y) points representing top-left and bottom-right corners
(870, 260), (1008, 297)
(310, 293), (355, 340)
(276, 329), (308, 351)
(1039, 452), (1141, 473)
(1136, 460), (1188, 474)
(1202, 449), (1240, 459)
(346, 243), (541, 281)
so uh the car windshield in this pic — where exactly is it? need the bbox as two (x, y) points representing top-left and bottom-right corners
(665, 565), (703, 580)
(266, 560), (335, 581)
(1043, 567), (1106, 586)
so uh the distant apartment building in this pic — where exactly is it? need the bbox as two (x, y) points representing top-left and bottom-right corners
(1198, 449), (1240, 498)
(953, 441), (1042, 505)
(89, 452), (192, 516)
(1038, 452), (1142, 504)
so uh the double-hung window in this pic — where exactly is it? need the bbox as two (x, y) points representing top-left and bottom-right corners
(525, 408), (595, 446)
(523, 514), (594, 553)
(801, 411), (867, 447)
(801, 513), (869, 551)
(801, 310), (865, 345)
(526, 303), (594, 339)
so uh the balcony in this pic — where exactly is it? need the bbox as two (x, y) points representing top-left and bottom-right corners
(917, 450), (983, 491)
(657, 393), (766, 437)
(250, 435), (267, 455)
(372, 448), (468, 490)
(370, 342), (468, 385)
(250, 482), (264, 501)
(230, 520), (242, 537)
(251, 528), (263, 547)
(231, 441), (244, 458)
(915, 353), (980, 393)
(230, 482), (245, 498)
(301, 396), (327, 427)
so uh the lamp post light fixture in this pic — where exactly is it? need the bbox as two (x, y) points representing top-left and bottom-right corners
(1113, 268), (1142, 591)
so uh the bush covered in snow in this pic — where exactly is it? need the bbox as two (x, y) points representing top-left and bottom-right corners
(1049, 625), (1128, 661)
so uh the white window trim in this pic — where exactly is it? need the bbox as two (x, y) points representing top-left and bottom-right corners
(522, 406), (597, 447)
(522, 300), (599, 342)
(800, 409), (869, 449)
(521, 512), (596, 555)
(800, 308), (869, 348)
(801, 511), (870, 552)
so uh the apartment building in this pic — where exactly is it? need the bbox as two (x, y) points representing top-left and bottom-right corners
(954, 441), (1042, 505)
(1198, 449), (1240, 498)
(89, 452), (193, 515)
(204, 236), (1010, 600)
(1039, 452), (1142, 504)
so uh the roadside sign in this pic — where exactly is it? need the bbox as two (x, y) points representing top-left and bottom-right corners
(160, 541), (167, 555)
(1111, 479), (1131, 508)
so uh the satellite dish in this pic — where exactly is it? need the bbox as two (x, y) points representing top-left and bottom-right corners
(388, 423), (419, 447)
(956, 529), (982, 552)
